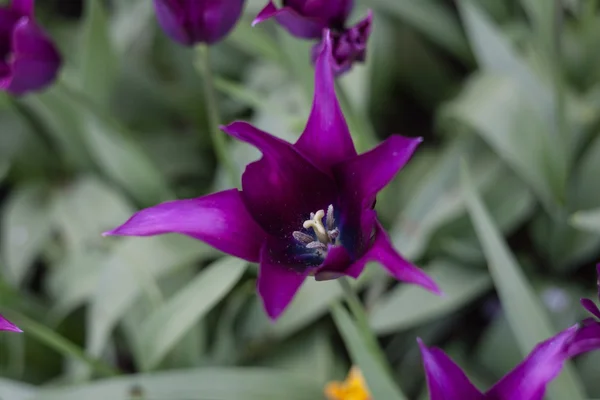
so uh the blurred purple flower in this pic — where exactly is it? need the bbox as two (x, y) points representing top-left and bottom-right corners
(418, 264), (600, 400)
(153, 0), (245, 46)
(104, 31), (439, 320)
(0, 313), (21, 332)
(253, 0), (371, 75)
(0, 0), (61, 95)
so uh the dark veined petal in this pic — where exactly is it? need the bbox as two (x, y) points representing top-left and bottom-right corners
(258, 242), (307, 320)
(103, 189), (267, 263)
(10, 0), (33, 16)
(0, 313), (22, 332)
(252, 1), (325, 39)
(295, 30), (356, 172)
(485, 325), (579, 400)
(333, 134), (422, 209)
(222, 121), (337, 237)
(349, 221), (441, 293)
(1, 18), (61, 95)
(418, 338), (484, 400)
(153, 0), (193, 45)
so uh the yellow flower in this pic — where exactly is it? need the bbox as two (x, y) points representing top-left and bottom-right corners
(324, 366), (371, 400)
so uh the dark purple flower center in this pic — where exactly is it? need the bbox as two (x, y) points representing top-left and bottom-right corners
(292, 204), (340, 264)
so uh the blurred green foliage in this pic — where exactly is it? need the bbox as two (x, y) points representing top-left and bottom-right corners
(1, 0), (600, 399)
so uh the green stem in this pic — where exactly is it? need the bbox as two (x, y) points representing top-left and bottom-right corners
(334, 82), (377, 152)
(196, 45), (238, 187)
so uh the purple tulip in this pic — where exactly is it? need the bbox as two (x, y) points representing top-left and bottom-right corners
(0, 0), (61, 95)
(0, 313), (21, 332)
(104, 31), (439, 320)
(253, 0), (371, 76)
(153, 0), (246, 46)
(418, 265), (600, 400)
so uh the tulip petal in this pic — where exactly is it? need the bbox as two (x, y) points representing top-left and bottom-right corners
(566, 320), (600, 357)
(295, 30), (356, 172)
(2, 18), (61, 95)
(486, 325), (579, 400)
(153, 0), (192, 45)
(581, 298), (600, 320)
(222, 121), (337, 237)
(418, 338), (484, 400)
(252, 1), (324, 39)
(333, 135), (422, 209)
(10, 0), (33, 16)
(104, 189), (267, 263)
(258, 242), (307, 320)
(0, 313), (22, 332)
(350, 221), (440, 294)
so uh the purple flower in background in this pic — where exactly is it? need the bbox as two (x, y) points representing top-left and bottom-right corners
(418, 264), (600, 400)
(104, 31), (440, 320)
(153, 0), (246, 46)
(0, 0), (61, 95)
(0, 313), (21, 332)
(253, 0), (372, 75)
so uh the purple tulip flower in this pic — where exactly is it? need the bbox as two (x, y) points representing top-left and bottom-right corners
(0, 0), (61, 95)
(153, 0), (246, 46)
(0, 313), (21, 332)
(104, 31), (439, 320)
(418, 265), (600, 400)
(253, 0), (372, 75)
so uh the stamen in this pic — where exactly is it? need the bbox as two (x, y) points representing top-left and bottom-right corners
(306, 241), (328, 252)
(326, 204), (335, 230)
(293, 231), (314, 245)
(303, 209), (329, 243)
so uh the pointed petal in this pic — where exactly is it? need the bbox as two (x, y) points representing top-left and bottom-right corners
(252, 1), (324, 39)
(566, 320), (600, 357)
(581, 298), (600, 320)
(2, 18), (61, 95)
(258, 242), (306, 320)
(418, 339), (483, 400)
(295, 30), (356, 172)
(222, 121), (336, 237)
(333, 135), (422, 208)
(10, 0), (33, 16)
(350, 221), (441, 293)
(104, 189), (267, 262)
(0, 313), (22, 332)
(486, 325), (579, 400)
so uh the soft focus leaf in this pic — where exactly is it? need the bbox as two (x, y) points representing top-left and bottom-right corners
(571, 208), (600, 233)
(138, 257), (246, 371)
(461, 164), (586, 400)
(1, 183), (53, 286)
(331, 302), (408, 400)
(29, 368), (322, 400)
(0, 378), (36, 400)
(80, 0), (118, 106)
(369, 261), (492, 334)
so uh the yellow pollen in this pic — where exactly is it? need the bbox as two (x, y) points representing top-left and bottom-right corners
(324, 367), (371, 400)
(303, 209), (329, 243)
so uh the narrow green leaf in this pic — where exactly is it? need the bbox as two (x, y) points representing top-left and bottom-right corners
(1, 183), (53, 286)
(80, 0), (118, 106)
(571, 208), (600, 234)
(331, 303), (408, 400)
(461, 163), (585, 400)
(0, 378), (36, 400)
(29, 368), (322, 400)
(369, 261), (492, 334)
(139, 257), (246, 371)
(371, 0), (471, 62)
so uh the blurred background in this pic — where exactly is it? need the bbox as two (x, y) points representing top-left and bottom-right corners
(1, 0), (600, 399)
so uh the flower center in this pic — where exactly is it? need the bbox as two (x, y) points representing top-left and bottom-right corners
(293, 204), (339, 258)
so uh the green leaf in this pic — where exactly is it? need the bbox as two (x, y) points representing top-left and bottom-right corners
(29, 368), (322, 400)
(571, 208), (600, 233)
(138, 257), (246, 371)
(87, 235), (215, 358)
(80, 0), (118, 106)
(461, 163), (585, 400)
(371, 0), (471, 62)
(1, 183), (53, 286)
(369, 261), (492, 334)
(0, 378), (36, 400)
(330, 303), (408, 400)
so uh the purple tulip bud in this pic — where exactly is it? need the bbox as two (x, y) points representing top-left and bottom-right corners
(154, 0), (246, 46)
(0, 0), (61, 95)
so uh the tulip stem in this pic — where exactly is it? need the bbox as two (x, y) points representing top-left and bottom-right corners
(196, 45), (238, 187)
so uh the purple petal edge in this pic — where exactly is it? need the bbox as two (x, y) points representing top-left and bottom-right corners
(0, 314), (22, 333)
